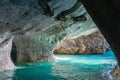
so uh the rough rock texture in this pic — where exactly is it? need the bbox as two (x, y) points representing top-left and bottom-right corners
(0, 32), (15, 72)
(54, 31), (110, 54)
(111, 64), (120, 80)
(0, 0), (97, 62)
(14, 33), (55, 62)
(0, 0), (99, 62)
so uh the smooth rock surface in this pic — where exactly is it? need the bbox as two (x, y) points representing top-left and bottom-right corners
(14, 33), (55, 62)
(0, 32), (15, 72)
(81, 0), (120, 65)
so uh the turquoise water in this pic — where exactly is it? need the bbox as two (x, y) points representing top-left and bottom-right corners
(0, 50), (117, 80)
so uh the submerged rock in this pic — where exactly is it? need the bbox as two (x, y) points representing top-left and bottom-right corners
(54, 31), (110, 54)
(0, 32), (15, 72)
(111, 64), (120, 80)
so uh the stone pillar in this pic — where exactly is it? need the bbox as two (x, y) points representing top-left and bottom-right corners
(0, 33), (15, 72)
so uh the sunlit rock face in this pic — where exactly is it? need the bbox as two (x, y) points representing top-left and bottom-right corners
(0, 32), (15, 72)
(54, 31), (110, 54)
(0, 0), (98, 62)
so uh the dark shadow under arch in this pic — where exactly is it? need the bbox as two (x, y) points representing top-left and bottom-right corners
(11, 42), (17, 63)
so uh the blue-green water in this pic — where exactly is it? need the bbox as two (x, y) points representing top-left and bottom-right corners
(0, 50), (117, 80)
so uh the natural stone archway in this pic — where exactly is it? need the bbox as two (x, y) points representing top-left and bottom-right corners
(0, 2), (118, 80)
(0, 0), (99, 62)
(0, 1), (118, 79)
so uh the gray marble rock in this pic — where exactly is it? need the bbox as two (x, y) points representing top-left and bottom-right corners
(0, 33), (15, 72)
(0, 0), (98, 62)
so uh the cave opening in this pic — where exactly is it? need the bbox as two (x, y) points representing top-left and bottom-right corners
(0, 0), (119, 80)
(51, 30), (117, 80)
(49, 14), (117, 79)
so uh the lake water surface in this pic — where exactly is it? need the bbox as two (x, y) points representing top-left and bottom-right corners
(0, 50), (117, 80)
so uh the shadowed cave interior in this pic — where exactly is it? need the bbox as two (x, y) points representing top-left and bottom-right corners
(0, 0), (120, 80)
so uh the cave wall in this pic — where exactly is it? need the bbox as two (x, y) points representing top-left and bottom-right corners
(0, 0), (98, 62)
(14, 34), (54, 62)
(0, 32), (15, 72)
(81, 0), (120, 65)
(81, 0), (120, 79)
(0, 1), (118, 78)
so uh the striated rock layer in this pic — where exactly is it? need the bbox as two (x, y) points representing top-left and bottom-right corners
(0, 32), (15, 72)
(0, 0), (102, 62)
(54, 31), (110, 54)
(0, 0), (98, 62)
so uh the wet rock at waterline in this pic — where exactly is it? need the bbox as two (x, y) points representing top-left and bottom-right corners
(54, 31), (110, 54)
(111, 64), (120, 80)
(13, 33), (55, 62)
(0, 33), (15, 72)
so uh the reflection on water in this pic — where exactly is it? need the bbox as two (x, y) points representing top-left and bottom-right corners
(54, 50), (116, 65)
(0, 70), (15, 80)
(0, 50), (117, 80)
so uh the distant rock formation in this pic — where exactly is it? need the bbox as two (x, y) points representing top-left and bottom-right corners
(0, 32), (15, 72)
(54, 31), (110, 54)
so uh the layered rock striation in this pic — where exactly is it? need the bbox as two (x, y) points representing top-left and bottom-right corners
(54, 31), (110, 54)
(0, 0), (98, 62)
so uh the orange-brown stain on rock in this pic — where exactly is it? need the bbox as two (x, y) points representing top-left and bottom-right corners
(53, 31), (110, 54)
